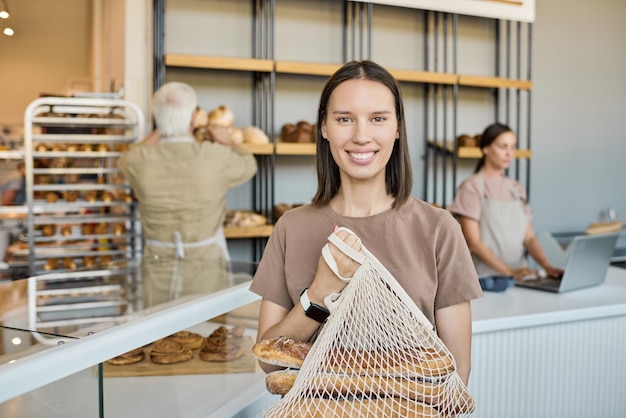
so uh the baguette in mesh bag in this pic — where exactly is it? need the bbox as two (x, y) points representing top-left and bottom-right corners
(259, 227), (475, 417)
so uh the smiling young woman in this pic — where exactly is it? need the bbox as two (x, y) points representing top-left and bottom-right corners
(250, 60), (483, 386)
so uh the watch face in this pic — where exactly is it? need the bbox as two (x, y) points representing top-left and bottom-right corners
(305, 303), (330, 323)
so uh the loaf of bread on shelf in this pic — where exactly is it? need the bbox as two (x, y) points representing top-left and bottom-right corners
(208, 105), (235, 127)
(280, 120), (315, 143)
(274, 203), (304, 220)
(242, 125), (270, 145)
(45, 191), (59, 203)
(224, 210), (268, 228)
(192, 105), (208, 128)
(456, 134), (477, 148)
(44, 258), (59, 271)
(63, 190), (79, 202)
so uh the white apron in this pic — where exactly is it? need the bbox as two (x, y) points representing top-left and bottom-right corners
(144, 227), (230, 300)
(473, 172), (528, 278)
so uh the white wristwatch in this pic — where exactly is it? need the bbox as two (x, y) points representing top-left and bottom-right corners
(300, 288), (330, 323)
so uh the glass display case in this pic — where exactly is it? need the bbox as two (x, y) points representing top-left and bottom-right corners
(0, 259), (279, 418)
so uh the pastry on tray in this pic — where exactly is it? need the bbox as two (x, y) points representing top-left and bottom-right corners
(199, 326), (245, 362)
(150, 339), (193, 364)
(164, 331), (204, 350)
(107, 346), (146, 366)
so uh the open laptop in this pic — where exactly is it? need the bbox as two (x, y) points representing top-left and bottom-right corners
(515, 232), (619, 293)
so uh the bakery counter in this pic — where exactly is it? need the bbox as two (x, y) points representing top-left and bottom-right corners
(5, 265), (626, 417)
(0, 259), (280, 418)
(469, 266), (626, 418)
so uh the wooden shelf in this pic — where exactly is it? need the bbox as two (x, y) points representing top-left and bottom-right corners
(241, 143), (274, 155)
(165, 54), (274, 72)
(274, 61), (343, 77)
(458, 75), (532, 90)
(275, 142), (316, 156)
(165, 55), (532, 90)
(390, 69), (457, 85)
(457, 146), (532, 159)
(428, 141), (532, 159)
(224, 225), (273, 239)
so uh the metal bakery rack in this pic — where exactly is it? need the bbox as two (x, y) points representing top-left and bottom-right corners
(23, 97), (145, 342)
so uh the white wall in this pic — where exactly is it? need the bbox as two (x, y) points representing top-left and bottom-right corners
(0, 0), (92, 125)
(531, 0), (626, 234)
(3, 0), (625, 238)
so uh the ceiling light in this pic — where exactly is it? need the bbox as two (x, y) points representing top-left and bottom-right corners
(0, 0), (8, 19)
(3, 27), (13, 36)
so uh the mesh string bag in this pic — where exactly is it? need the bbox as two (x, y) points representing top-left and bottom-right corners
(262, 227), (475, 417)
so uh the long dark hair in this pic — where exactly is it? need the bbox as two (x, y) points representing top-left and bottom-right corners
(474, 122), (513, 173)
(311, 60), (412, 209)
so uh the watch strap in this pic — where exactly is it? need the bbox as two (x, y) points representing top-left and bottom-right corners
(300, 288), (330, 323)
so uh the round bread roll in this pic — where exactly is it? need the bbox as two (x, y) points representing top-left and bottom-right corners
(193, 125), (208, 142)
(85, 191), (98, 202)
(208, 105), (235, 127)
(63, 190), (79, 202)
(150, 339), (193, 364)
(107, 347), (146, 366)
(280, 123), (297, 142)
(83, 255), (96, 268)
(457, 134), (476, 148)
(165, 331), (205, 350)
(62, 257), (77, 270)
(192, 106), (208, 128)
(295, 126), (314, 143)
(41, 224), (56, 237)
(242, 126), (270, 145)
(44, 258), (59, 271)
(45, 192), (59, 203)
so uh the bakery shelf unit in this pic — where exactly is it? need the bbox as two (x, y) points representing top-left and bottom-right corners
(423, 15), (533, 208)
(23, 97), (145, 276)
(155, 0), (535, 255)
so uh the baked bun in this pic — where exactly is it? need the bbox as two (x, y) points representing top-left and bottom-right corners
(107, 346), (146, 366)
(83, 255), (96, 268)
(252, 336), (312, 369)
(295, 121), (314, 143)
(242, 126), (269, 145)
(60, 225), (73, 236)
(281, 121), (315, 143)
(192, 106), (208, 128)
(63, 190), (79, 202)
(457, 134), (477, 148)
(165, 331), (204, 350)
(62, 257), (77, 270)
(41, 224), (56, 237)
(280, 123), (297, 142)
(224, 210), (268, 228)
(150, 339), (193, 364)
(45, 192), (59, 203)
(199, 325), (245, 362)
(208, 105), (235, 127)
(44, 258), (59, 271)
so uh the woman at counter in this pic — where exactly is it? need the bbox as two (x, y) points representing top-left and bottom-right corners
(249, 60), (482, 384)
(450, 122), (563, 292)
